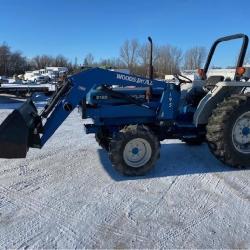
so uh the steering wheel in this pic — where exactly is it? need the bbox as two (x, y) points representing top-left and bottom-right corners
(174, 73), (192, 84)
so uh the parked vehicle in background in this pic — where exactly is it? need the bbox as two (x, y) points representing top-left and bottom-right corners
(24, 71), (34, 81)
(0, 76), (9, 84)
(44, 67), (68, 80)
(45, 67), (68, 74)
(24, 67), (68, 83)
(46, 70), (59, 80)
(24, 71), (50, 83)
(29, 73), (48, 84)
(39, 69), (46, 75)
(17, 74), (24, 80)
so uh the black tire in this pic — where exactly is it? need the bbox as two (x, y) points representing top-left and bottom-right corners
(206, 94), (250, 168)
(95, 129), (110, 151)
(109, 125), (160, 176)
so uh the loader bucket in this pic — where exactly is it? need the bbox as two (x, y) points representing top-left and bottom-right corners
(0, 99), (41, 159)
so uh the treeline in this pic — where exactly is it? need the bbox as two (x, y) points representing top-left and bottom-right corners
(84, 39), (207, 78)
(0, 44), (75, 76)
(0, 40), (207, 77)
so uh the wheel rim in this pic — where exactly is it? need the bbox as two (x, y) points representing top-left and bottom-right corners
(232, 111), (250, 154)
(123, 138), (152, 168)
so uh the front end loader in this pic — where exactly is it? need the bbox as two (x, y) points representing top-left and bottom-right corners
(0, 99), (41, 158)
(0, 34), (249, 176)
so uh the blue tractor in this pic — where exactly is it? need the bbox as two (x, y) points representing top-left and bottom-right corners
(0, 34), (250, 175)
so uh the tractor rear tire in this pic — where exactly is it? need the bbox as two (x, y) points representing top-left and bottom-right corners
(206, 94), (250, 168)
(109, 125), (160, 176)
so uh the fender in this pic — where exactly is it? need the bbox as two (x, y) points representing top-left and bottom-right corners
(194, 81), (250, 126)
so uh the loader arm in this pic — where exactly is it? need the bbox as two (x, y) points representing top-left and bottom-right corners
(0, 68), (168, 158)
(41, 68), (168, 145)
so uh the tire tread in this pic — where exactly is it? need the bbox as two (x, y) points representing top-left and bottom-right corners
(206, 93), (250, 167)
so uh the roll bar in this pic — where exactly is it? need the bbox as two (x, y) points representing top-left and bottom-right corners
(204, 33), (249, 78)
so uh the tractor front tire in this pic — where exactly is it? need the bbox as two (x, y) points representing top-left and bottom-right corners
(109, 125), (160, 176)
(95, 130), (110, 151)
(206, 94), (250, 168)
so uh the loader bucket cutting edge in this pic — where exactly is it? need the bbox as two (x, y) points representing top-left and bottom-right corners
(0, 99), (41, 159)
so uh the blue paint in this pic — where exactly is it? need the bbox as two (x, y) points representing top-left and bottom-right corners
(242, 127), (250, 136)
(132, 148), (139, 155)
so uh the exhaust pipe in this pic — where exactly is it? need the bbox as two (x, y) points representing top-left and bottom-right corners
(0, 99), (41, 158)
(148, 36), (154, 80)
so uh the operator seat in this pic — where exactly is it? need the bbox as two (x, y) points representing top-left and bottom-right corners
(204, 75), (224, 90)
(183, 75), (225, 106)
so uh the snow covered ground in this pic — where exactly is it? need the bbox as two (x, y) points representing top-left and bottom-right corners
(0, 95), (250, 249)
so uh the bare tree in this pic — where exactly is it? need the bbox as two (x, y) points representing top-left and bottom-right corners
(154, 45), (182, 76)
(54, 55), (69, 67)
(31, 55), (54, 69)
(0, 43), (28, 76)
(137, 43), (149, 66)
(137, 43), (160, 77)
(0, 44), (11, 75)
(120, 39), (139, 73)
(83, 53), (94, 66)
(169, 46), (182, 74)
(0, 38), (188, 79)
(0, 42), (77, 76)
(120, 40), (182, 77)
(183, 46), (206, 70)
(8, 51), (27, 75)
(98, 58), (124, 69)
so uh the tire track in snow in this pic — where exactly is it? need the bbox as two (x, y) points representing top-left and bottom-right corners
(158, 172), (249, 248)
(159, 205), (216, 248)
(78, 182), (153, 245)
(0, 185), (96, 248)
(174, 174), (220, 219)
(146, 174), (214, 219)
(146, 174), (221, 248)
(146, 176), (180, 217)
(0, 149), (105, 248)
(0, 154), (151, 248)
(213, 173), (250, 202)
(0, 146), (105, 246)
